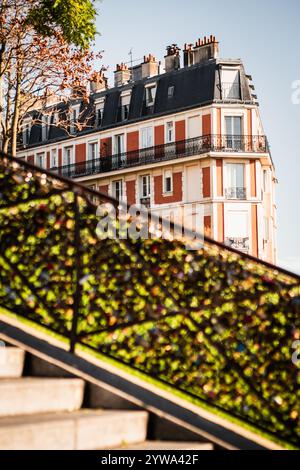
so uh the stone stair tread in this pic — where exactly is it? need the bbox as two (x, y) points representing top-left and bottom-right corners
(0, 347), (25, 378)
(0, 409), (148, 450)
(0, 409), (146, 426)
(115, 441), (213, 450)
(0, 377), (85, 416)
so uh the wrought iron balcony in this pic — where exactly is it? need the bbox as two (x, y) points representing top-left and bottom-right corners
(139, 196), (151, 208)
(225, 237), (249, 252)
(52, 134), (269, 179)
(225, 187), (247, 200)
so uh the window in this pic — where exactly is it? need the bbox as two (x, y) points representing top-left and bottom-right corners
(22, 121), (31, 146)
(221, 68), (240, 99)
(95, 107), (103, 127)
(167, 85), (175, 98)
(95, 100), (105, 127)
(114, 134), (125, 154)
(225, 116), (242, 150)
(225, 210), (249, 252)
(88, 142), (98, 160)
(50, 148), (58, 168)
(70, 106), (80, 134)
(41, 115), (50, 141)
(63, 146), (73, 166)
(36, 152), (46, 168)
(140, 127), (153, 149)
(118, 94), (130, 121)
(140, 175), (151, 198)
(112, 180), (123, 201)
(145, 86), (156, 106)
(226, 163), (245, 199)
(166, 122), (174, 143)
(164, 170), (173, 193)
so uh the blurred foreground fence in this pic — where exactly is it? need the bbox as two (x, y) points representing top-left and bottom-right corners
(0, 151), (299, 445)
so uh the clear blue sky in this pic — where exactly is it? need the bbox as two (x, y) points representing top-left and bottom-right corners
(94, 0), (300, 273)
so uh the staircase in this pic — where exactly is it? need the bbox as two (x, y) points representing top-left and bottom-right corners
(0, 347), (213, 450)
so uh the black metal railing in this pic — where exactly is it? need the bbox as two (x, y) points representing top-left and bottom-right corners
(225, 237), (249, 252)
(225, 187), (247, 200)
(0, 150), (300, 446)
(52, 134), (269, 179)
(140, 196), (151, 208)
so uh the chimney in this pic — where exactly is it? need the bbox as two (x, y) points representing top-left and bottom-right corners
(184, 35), (219, 67)
(90, 70), (108, 93)
(141, 54), (159, 79)
(114, 63), (131, 87)
(164, 44), (181, 73)
(71, 79), (87, 99)
(183, 43), (194, 67)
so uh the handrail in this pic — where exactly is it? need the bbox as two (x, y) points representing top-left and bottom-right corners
(0, 150), (299, 446)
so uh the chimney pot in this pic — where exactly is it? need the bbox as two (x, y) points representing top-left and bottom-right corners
(185, 35), (219, 66)
(164, 44), (181, 72)
(90, 70), (108, 93)
(114, 63), (131, 87)
(141, 53), (159, 78)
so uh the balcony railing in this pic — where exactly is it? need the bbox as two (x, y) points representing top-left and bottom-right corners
(140, 196), (151, 208)
(52, 134), (268, 179)
(225, 187), (247, 200)
(225, 237), (249, 252)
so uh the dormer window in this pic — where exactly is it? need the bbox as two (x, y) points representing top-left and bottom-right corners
(70, 105), (80, 134)
(117, 93), (131, 122)
(41, 114), (50, 141)
(145, 85), (156, 107)
(221, 68), (241, 99)
(22, 120), (31, 146)
(95, 98), (105, 127)
(167, 85), (175, 98)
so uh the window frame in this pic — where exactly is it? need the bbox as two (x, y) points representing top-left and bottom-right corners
(145, 84), (157, 107)
(35, 152), (46, 168)
(88, 141), (99, 161)
(50, 148), (58, 168)
(63, 145), (74, 166)
(140, 174), (151, 198)
(163, 170), (173, 194)
(112, 179), (123, 201)
(166, 121), (174, 143)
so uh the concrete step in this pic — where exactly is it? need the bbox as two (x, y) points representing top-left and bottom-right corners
(115, 441), (213, 450)
(0, 378), (84, 417)
(0, 409), (148, 450)
(0, 347), (25, 378)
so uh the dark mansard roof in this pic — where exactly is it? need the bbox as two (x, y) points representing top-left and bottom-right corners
(22, 58), (254, 149)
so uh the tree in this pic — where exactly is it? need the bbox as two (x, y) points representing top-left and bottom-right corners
(0, 0), (100, 156)
(27, 0), (98, 49)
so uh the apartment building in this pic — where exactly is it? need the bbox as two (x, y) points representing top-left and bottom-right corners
(17, 36), (277, 263)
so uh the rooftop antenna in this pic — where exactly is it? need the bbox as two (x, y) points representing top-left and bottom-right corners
(128, 48), (133, 79)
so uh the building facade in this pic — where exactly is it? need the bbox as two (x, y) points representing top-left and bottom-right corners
(17, 36), (277, 263)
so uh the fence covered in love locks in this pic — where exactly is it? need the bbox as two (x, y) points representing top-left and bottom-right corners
(0, 151), (299, 445)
